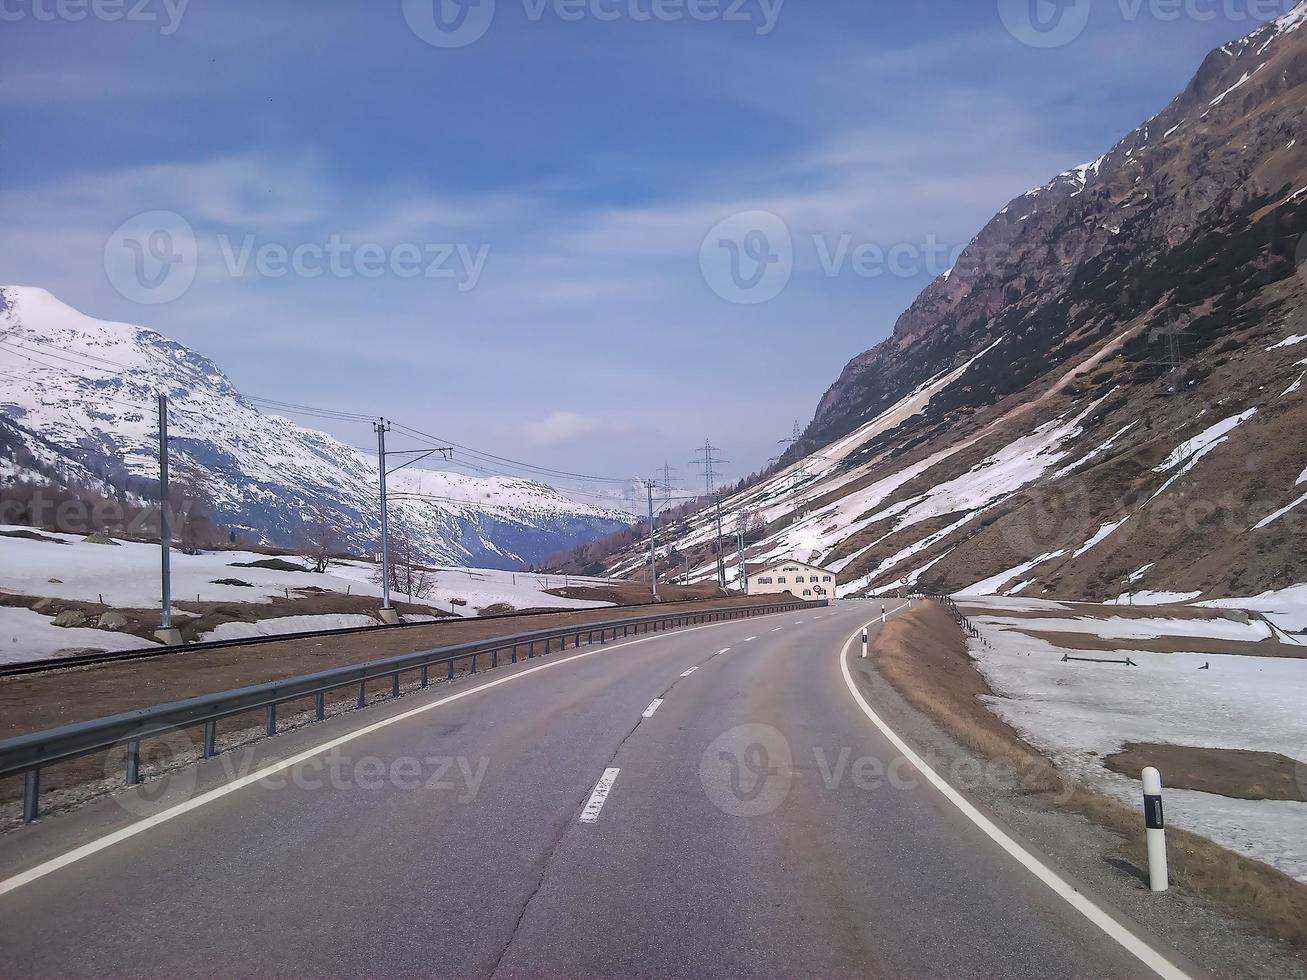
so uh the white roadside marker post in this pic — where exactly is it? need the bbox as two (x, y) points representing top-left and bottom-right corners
(1142, 767), (1169, 892)
(861, 628), (869, 659)
(881, 603), (886, 624)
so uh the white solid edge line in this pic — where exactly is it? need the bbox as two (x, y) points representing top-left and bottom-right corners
(579, 767), (620, 824)
(642, 699), (664, 718)
(0, 619), (737, 899)
(837, 621), (1190, 980)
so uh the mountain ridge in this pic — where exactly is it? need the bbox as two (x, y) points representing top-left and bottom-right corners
(0, 286), (632, 568)
(588, 5), (1307, 603)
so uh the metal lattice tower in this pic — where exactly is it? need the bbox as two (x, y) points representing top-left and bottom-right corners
(691, 440), (727, 498)
(659, 463), (677, 506)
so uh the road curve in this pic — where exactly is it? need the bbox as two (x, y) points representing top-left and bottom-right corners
(0, 602), (1163, 977)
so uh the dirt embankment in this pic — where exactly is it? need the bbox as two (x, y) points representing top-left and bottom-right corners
(872, 602), (1307, 950)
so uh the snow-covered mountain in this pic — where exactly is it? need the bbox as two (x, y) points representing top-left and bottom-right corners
(589, 5), (1307, 602)
(0, 286), (632, 567)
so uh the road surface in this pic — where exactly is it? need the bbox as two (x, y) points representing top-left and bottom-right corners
(0, 602), (1166, 977)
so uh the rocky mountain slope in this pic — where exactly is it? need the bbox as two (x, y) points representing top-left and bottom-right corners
(0, 286), (631, 568)
(601, 4), (1307, 602)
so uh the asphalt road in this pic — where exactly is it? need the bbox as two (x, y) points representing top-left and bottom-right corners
(0, 601), (1162, 978)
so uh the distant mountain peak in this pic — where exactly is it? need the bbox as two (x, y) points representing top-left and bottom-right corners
(0, 286), (631, 567)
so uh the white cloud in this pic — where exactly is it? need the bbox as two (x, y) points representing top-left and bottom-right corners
(523, 411), (634, 447)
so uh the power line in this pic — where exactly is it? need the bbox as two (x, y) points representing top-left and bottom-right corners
(3, 337), (642, 498)
(245, 396), (374, 423)
(392, 421), (631, 485)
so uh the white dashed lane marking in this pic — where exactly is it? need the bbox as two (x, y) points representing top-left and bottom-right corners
(642, 699), (664, 718)
(744, 636), (757, 642)
(580, 768), (621, 824)
(680, 666), (700, 677)
(770, 627), (783, 633)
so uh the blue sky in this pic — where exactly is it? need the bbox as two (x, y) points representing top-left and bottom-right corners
(0, 0), (1295, 498)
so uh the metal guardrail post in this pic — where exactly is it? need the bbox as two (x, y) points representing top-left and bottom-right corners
(266, 704), (277, 736)
(421, 665), (430, 687)
(203, 720), (217, 758)
(392, 672), (401, 697)
(125, 739), (140, 786)
(23, 769), (39, 823)
(315, 692), (326, 720)
(358, 682), (367, 708)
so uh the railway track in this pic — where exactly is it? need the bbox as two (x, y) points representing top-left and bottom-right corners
(0, 595), (759, 678)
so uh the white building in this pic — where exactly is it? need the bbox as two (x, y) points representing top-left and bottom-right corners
(746, 559), (836, 599)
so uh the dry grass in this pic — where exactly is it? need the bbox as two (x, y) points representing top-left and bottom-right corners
(872, 602), (1307, 950)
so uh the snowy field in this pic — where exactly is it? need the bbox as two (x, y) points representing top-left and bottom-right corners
(963, 597), (1307, 882)
(0, 526), (615, 660)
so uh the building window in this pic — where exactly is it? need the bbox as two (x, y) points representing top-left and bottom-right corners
(823, 575), (832, 582)
(777, 577), (786, 584)
(803, 589), (812, 596)
(759, 576), (772, 584)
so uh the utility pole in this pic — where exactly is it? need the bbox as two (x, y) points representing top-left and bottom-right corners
(375, 418), (397, 623)
(156, 393), (179, 644)
(735, 509), (750, 594)
(644, 478), (658, 598)
(713, 493), (727, 588)
(691, 440), (729, 589)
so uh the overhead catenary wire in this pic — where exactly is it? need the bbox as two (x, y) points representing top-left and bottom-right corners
(2, 337), (656, 501)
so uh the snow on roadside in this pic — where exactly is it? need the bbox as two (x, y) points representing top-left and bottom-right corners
(968, 604), (1307, 882)
(1109, 590), (1202, 605)
(0, 527), (617, 661)
(979, 612), (1270, 643)
(0, 606), (153, 663)
(0, 527), (614, 614)
(1200, 584), (1307, 638)
(203, 614), (381, 641)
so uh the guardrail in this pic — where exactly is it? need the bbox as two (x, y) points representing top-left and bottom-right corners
(923, 594), (991, 649)
(1, 598), (822, 823)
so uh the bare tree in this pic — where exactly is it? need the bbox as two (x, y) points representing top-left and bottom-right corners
(300, 513), (343, 573)
(172, 462), (217, 555)
(373, 531), (436, 600)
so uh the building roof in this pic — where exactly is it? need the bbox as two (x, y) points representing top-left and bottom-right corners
(745, 558), (833, 576)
